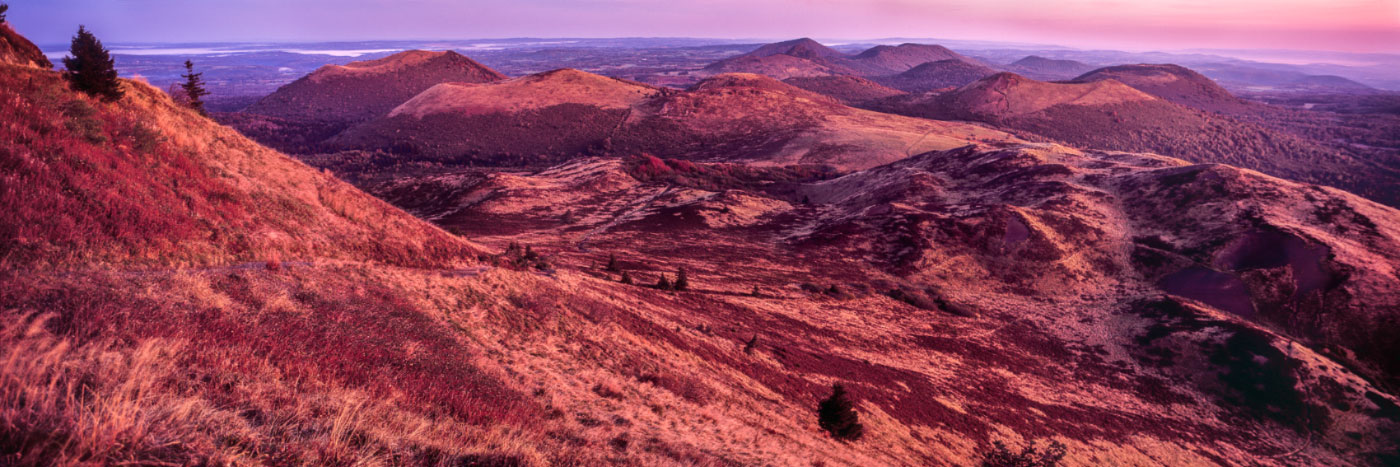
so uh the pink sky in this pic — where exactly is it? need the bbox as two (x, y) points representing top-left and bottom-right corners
(14, 0), (1400, 53)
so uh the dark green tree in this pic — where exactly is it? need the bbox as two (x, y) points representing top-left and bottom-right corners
(63, 26), (122, 101)
(1, 3), (10, 23)
(674, 267), (689, 291)
(180, 60), (210, 116)
(817, 384), (864, 441)
(605, 253), (621, 272)
(655, 273), (673, 290)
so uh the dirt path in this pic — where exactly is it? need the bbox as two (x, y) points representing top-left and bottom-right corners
(577, 184), (672, 252)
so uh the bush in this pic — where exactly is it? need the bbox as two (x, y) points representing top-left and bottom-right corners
(979, 440), (1067, 467)
(817, 384), (863, 441)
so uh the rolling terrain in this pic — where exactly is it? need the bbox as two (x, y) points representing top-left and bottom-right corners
(347, 142), (1400, 466)
(221, 50), (508, 153)
(701, 38), (988, 80)
(874, 71), (1400, 207)
(327, 70), (1018, 171)
(6, 21), (1400, 467)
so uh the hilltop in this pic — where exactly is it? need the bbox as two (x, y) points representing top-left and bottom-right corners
(846, 43), (979, 74)
(702, 38), (987, 79)
(329, 69), (1018, 171)
(243, 50), (506, 123)
(873, 59), (1000, 93)
(931, 72), (1157, 117)
(1073, 64), (1250, 114)
(1006, 55), (1094, 80)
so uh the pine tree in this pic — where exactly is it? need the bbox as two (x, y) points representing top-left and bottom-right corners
(743, 335), (758, 354)
(0, 3), (9, 23)
(605, 253), (621, 272)
(655, 273), (672, 290)
(180, 60), (210, 116)
(64, 26), (123, 101)
(817, 384), (864, 441)
(619, 270), (633, 285)
(674, 267), (689, 291)
(750, 285), (761, 297)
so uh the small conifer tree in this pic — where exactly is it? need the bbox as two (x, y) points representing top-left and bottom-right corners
(743, 335), (758, 354)
(674, 267), (689, 291)
(64, 26), (123, 101)
(180, 60), (210, 116)
(750, 285), (761, 297)
(605, 253), (621, 272)
(655, 273), (673, 290)
(817, 384), (864, 441)
(620, 270), (633, 285)
(0, 3), (10, 23)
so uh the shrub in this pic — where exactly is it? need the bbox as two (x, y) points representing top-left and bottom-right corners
(619, 271), (633, 285)
(743, 335), (758, 355)
(817, 384), (863, 441)
(605, 253), (621, 272)
(979, 440), (1067, 467)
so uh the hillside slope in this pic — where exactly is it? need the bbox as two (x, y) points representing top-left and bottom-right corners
(783, 75), (906, 104)
(0, 23), (51, 69)
(5, 21), (1400, 465)
(0, 66), (480, 269)
(875, 72), (1400, 207)
(354, 145), (1400, 466)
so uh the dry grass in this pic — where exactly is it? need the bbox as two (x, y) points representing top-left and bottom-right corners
(0, 65), (480, 270)
(0, 266), (563, 466)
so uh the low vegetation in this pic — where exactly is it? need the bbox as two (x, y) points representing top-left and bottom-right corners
(817, 384), (864, 441)
(979, 440), (1067, 467)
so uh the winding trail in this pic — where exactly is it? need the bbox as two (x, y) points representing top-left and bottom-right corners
(577, 184), (673, 252)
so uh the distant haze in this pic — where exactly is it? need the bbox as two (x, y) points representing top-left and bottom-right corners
(10, 0), (1400, 54)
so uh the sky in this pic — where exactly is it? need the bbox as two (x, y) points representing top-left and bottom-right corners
(9, 0), (1400, 53)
